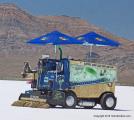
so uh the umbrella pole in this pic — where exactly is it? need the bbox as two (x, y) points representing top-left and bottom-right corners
(89, 45), (93, 62)
(54, 45), (57, 59)
(58, 46), (63, 59)
(55, 45), (58, 82)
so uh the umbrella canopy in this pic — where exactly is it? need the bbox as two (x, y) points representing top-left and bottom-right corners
(27, 31), (83, 45)
(76, 32), (120, 47)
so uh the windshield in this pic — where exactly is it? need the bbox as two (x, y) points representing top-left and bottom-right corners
(38, 59), (64, 72)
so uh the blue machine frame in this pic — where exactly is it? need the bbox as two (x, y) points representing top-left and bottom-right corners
(37, 58), (70, 90)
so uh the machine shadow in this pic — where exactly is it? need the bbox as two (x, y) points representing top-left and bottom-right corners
(52, 106), (131, 111)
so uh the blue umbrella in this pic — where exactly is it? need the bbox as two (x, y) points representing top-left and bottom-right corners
(76, 32), (120, 47)
(76, 32), (121, 61)
(27, 31), (83, 45)
(27, 31), (83, 59)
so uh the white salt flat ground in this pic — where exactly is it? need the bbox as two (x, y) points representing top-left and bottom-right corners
(0, 80), (134, 120)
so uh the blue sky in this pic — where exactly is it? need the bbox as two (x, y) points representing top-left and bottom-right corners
(0, 0), (134, 40)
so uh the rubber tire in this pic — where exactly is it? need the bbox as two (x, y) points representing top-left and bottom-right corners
(64, 92), (77, 108)
(100, 93), (117, 110)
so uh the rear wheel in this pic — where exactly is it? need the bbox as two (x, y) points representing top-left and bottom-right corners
(100, 93), (116, 110)
(64, 92), (77, 108)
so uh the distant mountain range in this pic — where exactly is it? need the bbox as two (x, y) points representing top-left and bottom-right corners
(0, 3), (134, 85)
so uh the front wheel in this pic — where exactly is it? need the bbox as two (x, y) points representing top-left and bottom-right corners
(100, 93), (117, 110)
(64, 92), (77, 108)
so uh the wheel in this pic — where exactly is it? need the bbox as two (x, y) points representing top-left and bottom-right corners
(64, 92), (77, 108)
(100, 93), (117, 110)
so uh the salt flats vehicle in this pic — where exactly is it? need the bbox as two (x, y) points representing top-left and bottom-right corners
(12, 31), (120, 110)
(13, 57), (117, 110)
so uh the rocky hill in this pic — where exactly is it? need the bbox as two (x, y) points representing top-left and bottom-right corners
(0, 3), (134, 85)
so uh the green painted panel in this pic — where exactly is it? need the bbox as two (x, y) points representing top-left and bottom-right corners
(70, 63), (117, 84)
